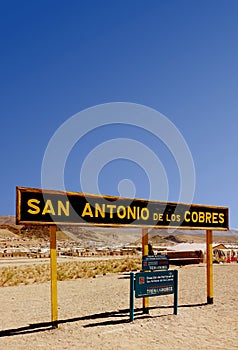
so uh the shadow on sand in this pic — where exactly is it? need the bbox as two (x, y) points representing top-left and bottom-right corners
(0, 302), (207, 337)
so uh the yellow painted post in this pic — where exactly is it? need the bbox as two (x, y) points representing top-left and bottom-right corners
(142, 228), (149, 313)
(50, 225), (58, 328)
(206, 230), (213, 304)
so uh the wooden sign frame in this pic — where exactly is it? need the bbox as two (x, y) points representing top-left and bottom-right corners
(16, 186), (229, 231)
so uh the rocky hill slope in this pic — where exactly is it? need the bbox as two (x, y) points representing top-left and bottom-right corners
(0, 216), (238, 246)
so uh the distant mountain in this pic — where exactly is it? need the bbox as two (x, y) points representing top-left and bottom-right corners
(0, 216), (15, 225)
(0, 216), (238, 246)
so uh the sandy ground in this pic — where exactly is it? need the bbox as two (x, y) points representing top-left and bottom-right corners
(0, 263), (237, 350)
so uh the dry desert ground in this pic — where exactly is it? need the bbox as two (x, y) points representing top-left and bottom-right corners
(0, 263), (238, 350)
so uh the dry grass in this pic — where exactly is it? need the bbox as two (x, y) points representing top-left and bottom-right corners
(0, 257), (141, 287)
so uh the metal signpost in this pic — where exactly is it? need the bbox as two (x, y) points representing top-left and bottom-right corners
(130, 270), (178, 321)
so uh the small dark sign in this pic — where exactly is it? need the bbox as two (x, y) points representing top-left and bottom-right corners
(135, 270), (175, 298)
(16, 186), (229, 230)
(142, 255), (169, 271)
(130, 270), (178, 320)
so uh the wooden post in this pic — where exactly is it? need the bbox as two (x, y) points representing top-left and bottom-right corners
(142, 228), (149, 313)
(206, 230), (213, 304)
(50, 225), (58, 327)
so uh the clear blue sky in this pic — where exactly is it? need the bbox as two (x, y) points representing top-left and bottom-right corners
(1, 0), (238, 228)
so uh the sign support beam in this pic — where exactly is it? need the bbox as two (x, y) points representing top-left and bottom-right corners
(50, 225), (58, 328)
(142, 228), (149, 314)
(206, 229), (213, 304)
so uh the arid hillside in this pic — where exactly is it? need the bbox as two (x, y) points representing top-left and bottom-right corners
(0, 216), (238, 246)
